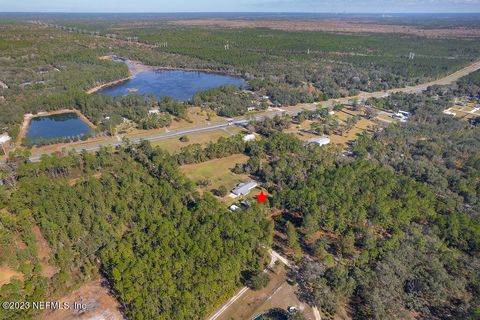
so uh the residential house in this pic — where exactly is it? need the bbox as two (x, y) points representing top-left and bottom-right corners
(232, 181), (258, 197)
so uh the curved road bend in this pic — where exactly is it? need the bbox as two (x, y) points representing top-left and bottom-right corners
(1, 59), (479, 165)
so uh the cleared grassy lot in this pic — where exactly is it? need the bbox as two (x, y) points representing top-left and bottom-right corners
(150, 127), (241, 153)
(286, 109), (377, 146)
(443, 102), (480, 119)
(180, 154), (250, 197)
(330, 116), (375, 145)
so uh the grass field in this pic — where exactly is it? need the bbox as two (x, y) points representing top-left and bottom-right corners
(443, 102), (480, 119)
(377, 113), (397, 123)
(180, 154), (250, 198)
(330, 117), (375, 145)
(213, 266), (314, 320)
(286, 109), (377, 146)
(169, 107), (226, 130)
(150, 127), (242, 153)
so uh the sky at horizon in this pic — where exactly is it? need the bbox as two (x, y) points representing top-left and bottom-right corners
(1, 0), (480, 13)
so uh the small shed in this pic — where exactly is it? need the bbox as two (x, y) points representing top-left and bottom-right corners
(229, 204), (240, 212)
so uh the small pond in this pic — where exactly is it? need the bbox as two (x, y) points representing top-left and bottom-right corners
(96, 59), (246, 100)
(26, 113), (92, 144)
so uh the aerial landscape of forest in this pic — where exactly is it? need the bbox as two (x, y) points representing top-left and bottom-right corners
(0, 3), (479, 320)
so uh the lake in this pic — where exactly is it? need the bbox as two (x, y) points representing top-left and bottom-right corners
(96, 60), (246, 100)
(26, 113), (93, 143)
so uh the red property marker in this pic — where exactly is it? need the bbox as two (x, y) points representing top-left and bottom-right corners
(256, 191), (269, 204)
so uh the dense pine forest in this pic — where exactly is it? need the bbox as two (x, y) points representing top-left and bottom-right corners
(237, 74), (479, 319)
(0, 144), (272, 320)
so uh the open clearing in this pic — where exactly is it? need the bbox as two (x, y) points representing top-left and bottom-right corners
(443, 102), (480, 119)
(181, 154), (250, 194)
(32, 226), (58, 279)
(286, 109), (377, 146)
(151, 127), (241, 153)
(213, 267), (314, 320)
(125, 106), (226, 134)
(171, 19), (480, 39)
(0, 266), (24, 287)
(40, 280), (124, 320)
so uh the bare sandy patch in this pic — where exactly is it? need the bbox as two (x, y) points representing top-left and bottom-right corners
(32, 226), (58, 279)
(211, 266), (313, 320)
(40, 280), (124, 320)
(0, 266), (24, 287)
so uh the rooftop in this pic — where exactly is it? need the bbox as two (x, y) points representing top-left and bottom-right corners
(232, 181), (257, 196)
(243, 134), (256, 142)
(0, 133), (11, 144)
(308, 137), (330, 146)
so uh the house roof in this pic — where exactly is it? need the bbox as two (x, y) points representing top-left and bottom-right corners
(309, 137), (330, 145)
(0, 133), (11, 144)
(232, 181), (257, 195)
(242, 134), (256, 142)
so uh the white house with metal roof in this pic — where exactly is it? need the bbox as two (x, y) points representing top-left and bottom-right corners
(0, 133), (11, 144)
(231, 181), (257, 197)
(242, 134), (256, 142)
(308, 136), (330, 146)
(0, 133), (12, 155)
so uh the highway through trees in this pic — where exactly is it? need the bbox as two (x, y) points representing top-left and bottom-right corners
(1, 59), (479, 165)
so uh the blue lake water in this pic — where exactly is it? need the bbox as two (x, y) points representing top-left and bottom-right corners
(96, 65), (246, 101)
(26, 113), (92, 142)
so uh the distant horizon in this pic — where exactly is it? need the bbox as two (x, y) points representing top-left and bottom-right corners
(1, 11), (480, 15)
(1, 0), (480, 14)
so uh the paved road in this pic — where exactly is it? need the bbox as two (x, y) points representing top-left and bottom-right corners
(26, 123), (231, 162)
(1, 59), (479, 166)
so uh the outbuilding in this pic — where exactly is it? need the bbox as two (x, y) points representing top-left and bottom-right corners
(229, 204), (240, 212)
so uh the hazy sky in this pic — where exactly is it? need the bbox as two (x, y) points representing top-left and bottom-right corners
(1, 0), (480, 13)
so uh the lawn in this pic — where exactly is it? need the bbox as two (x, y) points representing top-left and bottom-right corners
(168, 107), (227, 130)
(151, 127), (242, 153)
(285, 109), (377, 146)
(180, 154), (250, 198)
(444, 103), (480, 119)
(329, 117), (376, 145)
